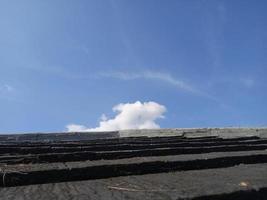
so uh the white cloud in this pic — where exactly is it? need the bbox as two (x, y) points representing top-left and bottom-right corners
(66, 124), (88, 132)
(66, 101), (166, 132)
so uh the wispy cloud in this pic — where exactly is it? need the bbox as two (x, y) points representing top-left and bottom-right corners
(99, 71), (195, 92)
(98, 70), (218, 101)
(0, 84), (16, 101)
(211, 76), (257, 89)
(66, 101), (166, 132)
(202, 2), (227, 73)
(0, 84), (15, 94)
(4, 84), (14, 92)
(240, 77), (255, 88)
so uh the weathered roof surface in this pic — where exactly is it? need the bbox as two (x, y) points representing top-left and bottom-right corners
(0, 128), (267, 199)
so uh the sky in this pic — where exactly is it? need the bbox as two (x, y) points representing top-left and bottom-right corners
(0, 0), (267, 133)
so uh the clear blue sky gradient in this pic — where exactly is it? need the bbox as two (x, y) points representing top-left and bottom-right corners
(0, 0), (266, 133)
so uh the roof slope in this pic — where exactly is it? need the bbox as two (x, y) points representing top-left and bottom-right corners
(0, 128), (267, 199)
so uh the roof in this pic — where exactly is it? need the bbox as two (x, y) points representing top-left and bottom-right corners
(0, 128), (267, 199)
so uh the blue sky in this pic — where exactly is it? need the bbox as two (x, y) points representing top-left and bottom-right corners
(0, 0), (267, 133)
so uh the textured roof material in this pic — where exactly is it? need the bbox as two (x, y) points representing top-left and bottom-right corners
(0, 128), (267, 199)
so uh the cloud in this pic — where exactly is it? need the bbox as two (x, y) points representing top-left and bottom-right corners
(66, 101), (166, 132)
(66, 124), (88, 132)
(0, 84), (15, 94)
(0, 84), (13, 92)
(99, 70), (218, 101)
(99, 71), (197, 92)
(240, 78), (255, 88)
(0, 84), (17, 101)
